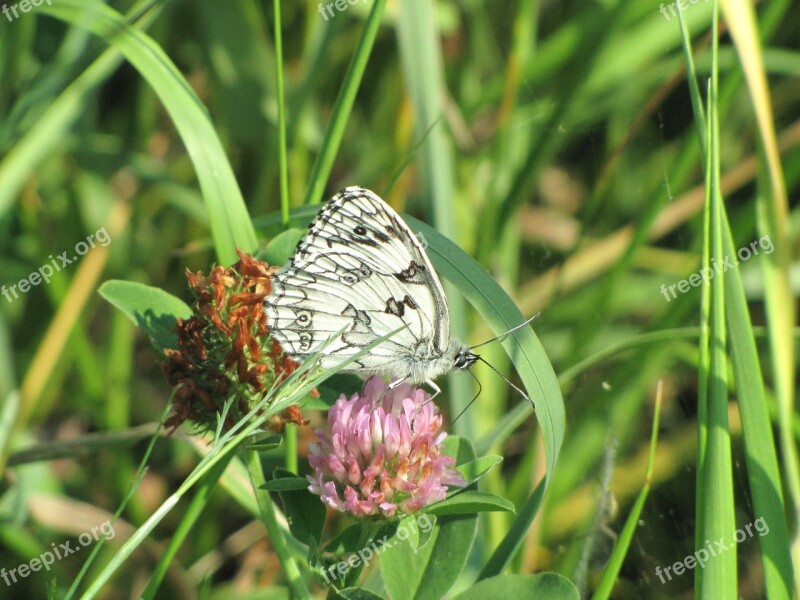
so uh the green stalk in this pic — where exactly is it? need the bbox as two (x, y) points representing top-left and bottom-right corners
(698, 21), (737, 592)
(723, 0), (800, 583)
(140, 453), (234, 599)
(678, 3), (794, 595)
(65, 404), (171, 600)
(245, 448), (310, 599)
(274, 0), (290, 228)
(77, 327), (399, 598)
(303, 0), (388, 205)
(591, 382), (663, 600)
(272, 0), (298, 475)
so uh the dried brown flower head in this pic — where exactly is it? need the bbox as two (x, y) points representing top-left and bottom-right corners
(163, 249), (312, 432)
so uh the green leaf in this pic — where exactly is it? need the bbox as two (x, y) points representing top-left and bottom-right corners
(405, 216), (564, 487)
(260, 477), (309, 492)
(381, 439), (477, 600)
(323, 524), (366, 555)
(406, 513), (436, 551)
(244, 435), (284, 452)
(405, 218), (564, 576)
(261, 228), (304, 266)
(381, 514), (477, 600)
(315, 374), (365, 408)
(679, 9), (794, 597)
(334, 588), (386, 600)
(426, 491), (515, 517)
(696, 24), (737, 598)
(442, 434), (475, 466)
(271, 468), (326, 548)
(456, 455), (503, 483)
(479, 479), (545, 580)
(323, 523), (398, 556)
(98, 280), (191, 352)
(720, 214), (795, 598)
(451, 573), (579, 600)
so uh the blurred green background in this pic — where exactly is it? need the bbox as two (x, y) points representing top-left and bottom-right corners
(0, 0), (798, 598)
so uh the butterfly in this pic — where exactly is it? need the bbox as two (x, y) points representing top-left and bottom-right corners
(264, 186), (533, 401)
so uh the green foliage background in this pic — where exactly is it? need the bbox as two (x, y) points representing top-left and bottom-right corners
(0, 0), (798, 598)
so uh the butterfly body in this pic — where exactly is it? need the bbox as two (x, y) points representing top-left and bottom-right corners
(265, 186), (476, 387)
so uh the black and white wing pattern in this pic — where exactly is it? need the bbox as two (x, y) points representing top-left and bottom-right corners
(264, 187), (460, 383)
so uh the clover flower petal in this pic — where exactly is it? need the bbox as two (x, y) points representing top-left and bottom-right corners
(307, 377), (466, 518)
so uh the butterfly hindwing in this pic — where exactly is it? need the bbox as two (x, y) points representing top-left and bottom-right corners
(265, 187), (451, 375)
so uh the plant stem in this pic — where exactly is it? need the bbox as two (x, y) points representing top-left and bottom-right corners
(273, 0), (290, 228)
(245, 447), (311, 599)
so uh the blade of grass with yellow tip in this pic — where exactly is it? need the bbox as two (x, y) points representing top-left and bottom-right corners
(679, 4), (794, 596)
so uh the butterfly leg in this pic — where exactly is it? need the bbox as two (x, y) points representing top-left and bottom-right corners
(423, 379), (441, 403)
(370, 377), (408, 410)
(408, 379), (441, 421)
(387, 377), (408, 390)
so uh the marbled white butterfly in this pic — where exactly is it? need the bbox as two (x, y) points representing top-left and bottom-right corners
(264, 186), (532, 400)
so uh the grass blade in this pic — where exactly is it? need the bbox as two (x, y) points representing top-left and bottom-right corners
(41, 0), (258, 264)
(591, 382), (663, 600)
(405, 217), (564, 577)
(302, 0), (388, 206)
(396, 0), (474, 442)
(697, 20), (737, 593)
(405, 217), (563, 488)
(722, 0), (799, 585)
(680, 5), (794, 595)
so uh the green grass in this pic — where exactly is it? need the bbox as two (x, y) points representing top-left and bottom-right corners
(1, 1), (798, 598)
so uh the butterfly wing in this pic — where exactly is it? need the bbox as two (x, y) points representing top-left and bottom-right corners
(264, 187), (450, 378)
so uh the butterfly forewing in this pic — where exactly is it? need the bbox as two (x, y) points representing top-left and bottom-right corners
(265, 187), (451, 376)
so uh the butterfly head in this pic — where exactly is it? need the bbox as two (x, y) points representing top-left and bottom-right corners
(453, 348), (479, 371)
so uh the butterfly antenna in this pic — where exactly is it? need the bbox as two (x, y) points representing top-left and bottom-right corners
(476, 356), (534, 408)
(452, 368), (483, 425)
(469, 312), (541, 351)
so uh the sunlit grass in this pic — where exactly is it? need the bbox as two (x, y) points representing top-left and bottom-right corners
(0, 1), (797, 598)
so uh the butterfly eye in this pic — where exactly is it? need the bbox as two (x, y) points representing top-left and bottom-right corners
(454, 351), (477, 370)
(354, 225), (367, 235)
